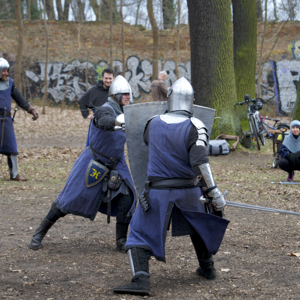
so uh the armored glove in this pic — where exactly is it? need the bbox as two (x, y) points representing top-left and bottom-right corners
(114, 113), (125, 131)
(28, 105), (39, 121)
(207, 188), (226, 211)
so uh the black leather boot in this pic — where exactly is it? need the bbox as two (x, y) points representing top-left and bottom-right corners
(29, 218), (54, 250)
(196, 256), (216, 280)
(114, 247), (151, 295)
(116, 223), (129, 252)
(190, 232), (216, 280)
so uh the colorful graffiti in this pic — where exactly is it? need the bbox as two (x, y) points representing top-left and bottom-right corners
(25, 56), (299, 115)
(25, 55), (191, 102)
(289, 39), (300, 60)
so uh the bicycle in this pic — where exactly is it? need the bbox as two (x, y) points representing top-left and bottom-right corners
(234, 95), (266, 150)
(259, 116), (290, 139)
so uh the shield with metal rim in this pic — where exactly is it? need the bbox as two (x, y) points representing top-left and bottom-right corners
(85, 159), (109, 188)
(124, 102), (215, 196)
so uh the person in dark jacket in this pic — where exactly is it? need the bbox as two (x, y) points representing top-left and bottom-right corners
(0, 58), (39, 181)
(29, 75), (136, 253)
(79, 68), (114, 146)
(114, 77), (229, 296)
(278, 120), (300, 181)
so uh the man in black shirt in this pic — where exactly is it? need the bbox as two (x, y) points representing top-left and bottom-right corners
(79, 68), (114, 146)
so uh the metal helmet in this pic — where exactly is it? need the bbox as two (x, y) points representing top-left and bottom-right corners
(167, 77), (195, 113)
(0, 58), (10, 79)
(108, 75), (133, 103)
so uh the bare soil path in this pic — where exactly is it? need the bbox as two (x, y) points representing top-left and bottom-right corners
(0, 107), (299, 299)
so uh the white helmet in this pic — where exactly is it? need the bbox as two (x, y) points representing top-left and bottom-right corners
(167, 77), (194, 113)
(109, 75), (133, 103)
(0, 58), (10, 79)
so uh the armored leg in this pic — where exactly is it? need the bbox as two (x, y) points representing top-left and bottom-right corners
(114, 247), (151, 296)
(190, 232), (216, 280)
(115, 191), (133, 252)
(29, 202), (66, 250)
(116, 222), (129, 252)
(8, 155), (27, 181)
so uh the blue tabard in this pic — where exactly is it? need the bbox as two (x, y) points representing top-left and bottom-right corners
(56, 103), (136, 221)
(0, 78), (18, 155)
(126, 115), (230, 262)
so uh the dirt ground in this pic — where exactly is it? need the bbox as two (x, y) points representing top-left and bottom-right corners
(0, 107), (300, 300)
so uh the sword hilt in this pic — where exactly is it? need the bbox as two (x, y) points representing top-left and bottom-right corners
(12, 108), (18, 122)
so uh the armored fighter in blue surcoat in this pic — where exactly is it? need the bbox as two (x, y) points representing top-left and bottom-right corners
(114, 77), (230, 296)
(29, 75), (136, 252)
(0, 57), (39, 181)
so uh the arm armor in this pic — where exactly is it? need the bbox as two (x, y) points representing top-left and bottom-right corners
(190, 117), (209, 147)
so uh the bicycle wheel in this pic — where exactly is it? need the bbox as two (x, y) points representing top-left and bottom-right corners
(255, 115), (266, 146)
(249, 115), (260, 150)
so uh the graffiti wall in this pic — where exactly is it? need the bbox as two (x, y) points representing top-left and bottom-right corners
(25, 55), (299, 115)
(25, 55), (191, 104)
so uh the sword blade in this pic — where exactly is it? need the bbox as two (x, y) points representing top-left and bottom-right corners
(226, 200), (300, 216)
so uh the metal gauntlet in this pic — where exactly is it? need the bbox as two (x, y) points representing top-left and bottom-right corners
(198, 163), (226, 211)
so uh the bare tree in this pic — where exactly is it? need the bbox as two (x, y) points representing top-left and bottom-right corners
(120, 0), (125, 77)
(272, 0), (278, 21)
(42, 0), (50, 114)
(256, 0), (263, 21)
(14, 0), (24, 90)
(63, 0), (72, 20)
(175, 0), (181, 78)
(147, 0), (159, 79)
(45, 0), (55, 20)
(257, 0), (267, 98)
(279, 0), (300, 21)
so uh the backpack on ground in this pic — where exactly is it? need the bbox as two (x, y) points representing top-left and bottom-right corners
(208, 134), (239, 156)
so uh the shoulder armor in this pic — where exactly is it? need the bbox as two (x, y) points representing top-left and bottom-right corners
(144, 115), (158, 134)
(190, 117), (209, 146)
(160, 113), (189, 124)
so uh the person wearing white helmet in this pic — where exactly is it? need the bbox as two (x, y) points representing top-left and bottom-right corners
(29, 75), (136, 254)
(0, 57), (39, 181)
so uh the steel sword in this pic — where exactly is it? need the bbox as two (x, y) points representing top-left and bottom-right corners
(200, 190), (300, 216)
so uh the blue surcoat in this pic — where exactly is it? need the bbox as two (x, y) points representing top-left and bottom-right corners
(0, 78), (18, 155)
(126, 115), (229, 262)
(56, 103), (136, 221)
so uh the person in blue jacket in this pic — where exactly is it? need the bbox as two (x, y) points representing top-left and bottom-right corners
(278, 120), (300, 182)
(114, 77), (229, 296)
(0, 57), (39, 181)
(29, 75), (136, 252)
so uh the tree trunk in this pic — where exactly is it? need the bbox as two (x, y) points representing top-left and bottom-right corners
(147, 0), (159, 79)
(257, 0), (267, 98)
(45, 0), (55, 20)
(256, 0), (263, 22)
(175, 0), (181, 79)
(63, 0), (71, 20)
(42, 0), (49, 115)
(232, 0), (257, 132)
(120, 0), (125, 77)
(56, 0), (63, 20)
(101, 0), (119, 22)
(109, 0), (113, 68)
(135, 0), (143, 25)
(162, 0), (175, 29)
(90, 0), (100, 21)
(187, 0), (237, 137)
(293, 83), (300, 120)
(14, 0), (24, 90)
(272, 0), (278, 21)
(27, 0), (31, 20)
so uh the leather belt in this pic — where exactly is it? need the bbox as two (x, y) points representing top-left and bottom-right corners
(0, 111), (11, 117)
(149, 177), (201, 190)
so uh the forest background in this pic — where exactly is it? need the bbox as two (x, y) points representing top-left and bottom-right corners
(1, 0), (300, 136)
